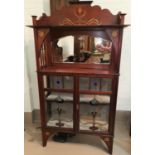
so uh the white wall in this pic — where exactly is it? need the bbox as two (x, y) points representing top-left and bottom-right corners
(24, 0), (130, 111)
(24, 0), (44, 111)
(24, 55), (32, 112)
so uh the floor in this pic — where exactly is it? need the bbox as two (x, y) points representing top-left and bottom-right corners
(24, 114), (131, 155)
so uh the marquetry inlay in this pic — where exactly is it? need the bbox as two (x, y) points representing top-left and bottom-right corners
(61, 6), (101, 25)
(112, 30), (119, 38)
(38, 31), (45, 38)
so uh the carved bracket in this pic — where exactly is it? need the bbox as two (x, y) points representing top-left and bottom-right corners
(100, 136), (113, 154)
(42, 130), (55, 147)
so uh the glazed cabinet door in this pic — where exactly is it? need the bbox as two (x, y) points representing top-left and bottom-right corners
(78, 76), (112, 133)
(43, 75), (75, 130)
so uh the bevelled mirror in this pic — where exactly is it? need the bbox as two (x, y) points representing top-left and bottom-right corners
(53, 35), (112, 65)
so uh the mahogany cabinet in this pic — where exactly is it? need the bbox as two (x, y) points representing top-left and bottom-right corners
(28, 1), (129, 154)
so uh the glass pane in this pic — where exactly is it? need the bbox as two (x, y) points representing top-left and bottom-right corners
(43, 75), (73, 89)
(45, 92), (73, 128)
(79, 77), (112, 91)
(53, 35), (112, 64)
(64, 76), (73, 89)
(90, 77), (101, 91)
(101, 78), (112, 91)
(80, 77), (90, 90)
(79, 94), (110, 132)
(53, 76), (63, 89)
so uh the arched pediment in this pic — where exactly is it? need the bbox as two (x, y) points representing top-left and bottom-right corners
(34, 1), (125, 26)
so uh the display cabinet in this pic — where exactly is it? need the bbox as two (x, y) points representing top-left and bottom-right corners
(28, 1), (129, 154)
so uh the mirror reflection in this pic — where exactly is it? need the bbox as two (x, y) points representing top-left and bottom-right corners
(53, 35), (112, 64)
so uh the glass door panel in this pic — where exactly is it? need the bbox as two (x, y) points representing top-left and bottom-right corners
(43, 75), (74, 129)
(79, 76), (111, 132)
(46, 92), (73, 128)
(79, 94), (110, 132)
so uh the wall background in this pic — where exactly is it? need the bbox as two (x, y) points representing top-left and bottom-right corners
(24, 0), (131, 112)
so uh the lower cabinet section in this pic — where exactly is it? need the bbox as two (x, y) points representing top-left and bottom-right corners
(41, 74), (114, 154)
(43, 75), (112, 132)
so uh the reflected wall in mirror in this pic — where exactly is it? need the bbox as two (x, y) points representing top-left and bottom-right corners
(53, 35), (112, 64)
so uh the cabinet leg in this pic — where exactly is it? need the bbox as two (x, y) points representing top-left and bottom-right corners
(100, 136), (113, 154)
(42, 130), (54, 147)
(42, 136), (47, 147)
(42, 131), (47, 147)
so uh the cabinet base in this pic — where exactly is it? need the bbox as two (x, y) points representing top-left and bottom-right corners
(42, 130), (113, 154)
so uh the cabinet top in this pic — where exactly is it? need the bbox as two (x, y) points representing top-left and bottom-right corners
(27, 25), (129, 29)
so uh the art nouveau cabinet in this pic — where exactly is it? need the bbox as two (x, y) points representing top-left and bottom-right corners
(28, 1), (129, 154)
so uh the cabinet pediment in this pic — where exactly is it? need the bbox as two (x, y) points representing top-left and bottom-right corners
(33, 2), (125, 26)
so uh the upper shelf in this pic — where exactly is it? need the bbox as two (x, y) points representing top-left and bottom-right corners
(27, 25), (129, 29)
(37, 66), (119, 76)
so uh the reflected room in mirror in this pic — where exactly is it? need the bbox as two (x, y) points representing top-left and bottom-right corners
(53, 35), (112, 65)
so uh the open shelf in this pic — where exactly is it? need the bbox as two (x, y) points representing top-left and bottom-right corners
(38, 67), (118, 76)
(27, 25), (130, 29)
